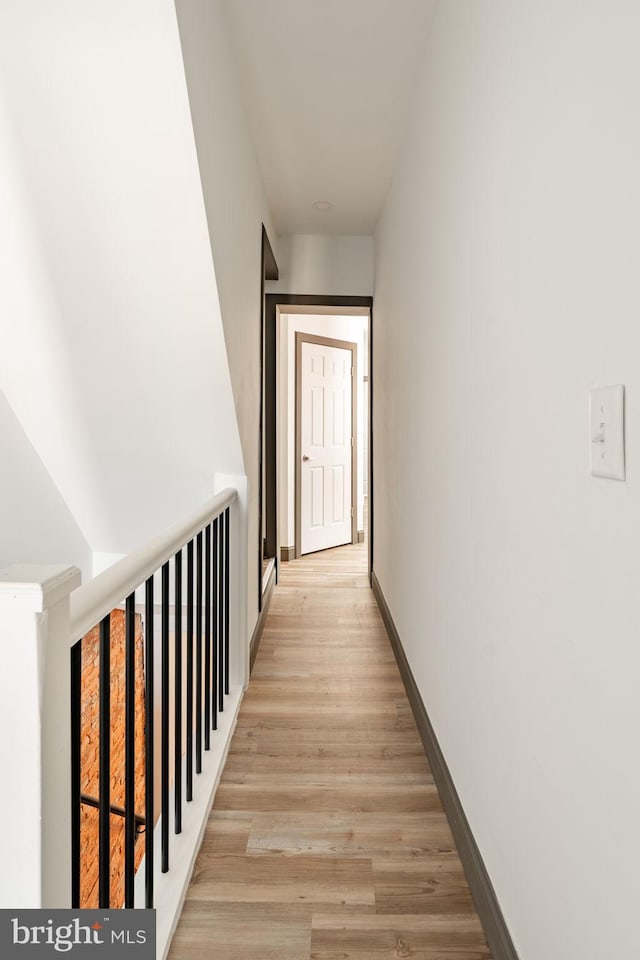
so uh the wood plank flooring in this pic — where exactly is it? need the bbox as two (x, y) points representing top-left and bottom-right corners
(169, 542), (490, 960)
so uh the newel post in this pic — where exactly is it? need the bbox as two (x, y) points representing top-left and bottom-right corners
(0, 564), (81, 909)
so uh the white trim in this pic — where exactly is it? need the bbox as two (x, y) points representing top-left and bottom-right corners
(0, 564), (81, 610)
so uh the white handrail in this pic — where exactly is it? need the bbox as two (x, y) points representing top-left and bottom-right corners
(70, 487), (237, 641)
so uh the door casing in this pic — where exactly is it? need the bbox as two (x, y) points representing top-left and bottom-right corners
(258, 226), (279, 611)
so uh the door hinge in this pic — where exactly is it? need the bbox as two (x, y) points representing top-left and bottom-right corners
(351, 507), (354, 518)
(351, 437), (354, 447)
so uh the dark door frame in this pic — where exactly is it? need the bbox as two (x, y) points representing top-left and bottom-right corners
(258, 226), (279, 611)
(264, 294), (374, 582)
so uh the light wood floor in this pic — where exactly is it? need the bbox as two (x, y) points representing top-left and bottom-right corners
(169, 542), (491, 960)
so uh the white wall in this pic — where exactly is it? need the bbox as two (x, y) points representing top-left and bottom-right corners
(374, 3), (640, 959)
(0, 0), (243, 560)
(175, 0), (277, 638)
(0, 391), (91, 578)
(269, 234), (374, 296)
(278, 314), (368, 550)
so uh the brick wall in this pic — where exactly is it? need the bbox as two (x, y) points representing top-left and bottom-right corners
(80, 609), (147, 908)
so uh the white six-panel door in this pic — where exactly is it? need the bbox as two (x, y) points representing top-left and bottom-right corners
(299, 337), (355, 555)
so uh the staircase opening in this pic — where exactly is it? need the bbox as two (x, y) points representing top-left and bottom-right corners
(79, 609), (148, 908)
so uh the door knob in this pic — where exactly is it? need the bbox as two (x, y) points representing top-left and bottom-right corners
(302, 454), (311, 462)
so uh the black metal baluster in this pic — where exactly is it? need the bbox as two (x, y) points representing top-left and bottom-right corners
(225, 507), (230, 696)
(196, 532), (203, 774)
(204, 525), (211, 750)
(174, 551), (183, 834)
(70, 640), (82, 908)
(98, 613), (111, 908)
(218, 514), (224, 713)
(144, 576), (155, 908)
(211, 517), (218, 732)
(186, 541), (194, 802)
(161, 562), (170, 873)
(124, 592), (136, 907)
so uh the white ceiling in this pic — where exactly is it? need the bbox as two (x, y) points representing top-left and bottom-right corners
(222, 0), (436, 236)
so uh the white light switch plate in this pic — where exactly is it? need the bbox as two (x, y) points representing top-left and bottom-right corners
(590, 384), (625, 480)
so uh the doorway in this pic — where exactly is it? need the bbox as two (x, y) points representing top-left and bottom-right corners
(263, 295), (373, 577)
(296, 332), (357, 556)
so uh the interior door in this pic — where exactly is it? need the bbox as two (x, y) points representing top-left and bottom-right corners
(298, 336), (355, 555)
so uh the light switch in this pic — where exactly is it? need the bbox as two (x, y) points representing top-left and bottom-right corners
(590, 385), (625, 480)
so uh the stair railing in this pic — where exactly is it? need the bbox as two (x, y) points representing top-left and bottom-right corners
(0, 486), (245, 960)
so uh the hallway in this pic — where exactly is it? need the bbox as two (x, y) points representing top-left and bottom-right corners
(169, 542), (490, 960)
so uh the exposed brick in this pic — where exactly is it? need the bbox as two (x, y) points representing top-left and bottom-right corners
(80, 609), (147, 908)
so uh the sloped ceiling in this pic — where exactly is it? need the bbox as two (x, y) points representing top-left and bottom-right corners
(222, 0), (436, 235)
